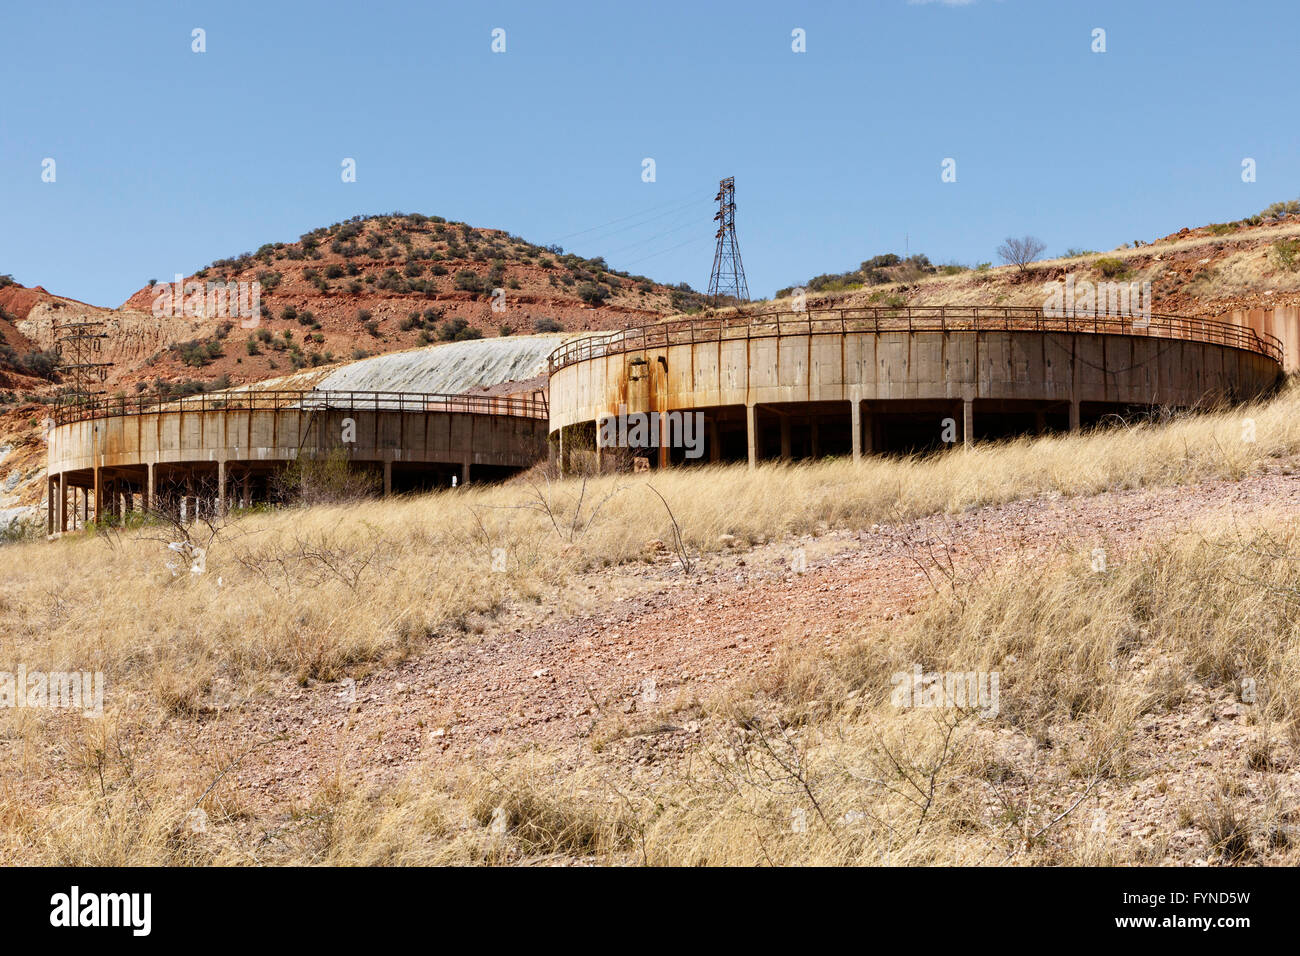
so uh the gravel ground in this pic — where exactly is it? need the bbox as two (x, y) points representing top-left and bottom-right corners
(178, 470), (1300, 818)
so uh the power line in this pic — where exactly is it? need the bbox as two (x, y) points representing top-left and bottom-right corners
(622, 234), (713, 268)
(601, 212), (703, 259)
(551, 196), (710, 246)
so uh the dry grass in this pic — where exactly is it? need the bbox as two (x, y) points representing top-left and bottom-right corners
(26, 517), (1288, 866)
(4, 381), (1300, 864)
(4, 382), (1296, 704)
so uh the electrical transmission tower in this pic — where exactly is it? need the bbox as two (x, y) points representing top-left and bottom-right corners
(55, 319), (112, 406)
(707, 176), (749, 304)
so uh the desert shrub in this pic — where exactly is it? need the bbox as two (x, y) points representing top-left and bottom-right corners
(18, 349), (60, 379)
(273, 447), (380, 506)
(1093, 257), (1129, 278)
(1260, 199), (1300, 221)
(577, 282), (609, 305)
(1272, 239), (1300, 272)
(437, 317), (483, 341)
(170, 338), (223, 368)
(454, 270), (489, 294)
(533, 317), (564, 333)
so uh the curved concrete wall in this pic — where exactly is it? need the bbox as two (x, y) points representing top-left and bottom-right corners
(49, 406), (546, 476)
(44, 400), (548, 531)
(549, 329), (1282, 432)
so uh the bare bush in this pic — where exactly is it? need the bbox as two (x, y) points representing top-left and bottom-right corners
(997, 235), (1047, 272)
(273, 447), (381, 505)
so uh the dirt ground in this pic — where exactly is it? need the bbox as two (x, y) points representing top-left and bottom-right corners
(165, 471), (1300, 822)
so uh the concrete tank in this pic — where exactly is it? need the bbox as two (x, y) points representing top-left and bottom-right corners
(44, 390), (548, 532)
(546, 306), (1284, 467)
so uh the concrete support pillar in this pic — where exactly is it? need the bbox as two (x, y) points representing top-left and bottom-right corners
(593, 419), (603, 474)
(462, 457), (472, 486)
(217, 460), (227, 516)
(962, 399), (974, 448)
(810, 416), (820, 459)
(58, 472), (67, 533)
(558, 427), (567, 477)
(708, 417), (720, 464)
(1034, 410), (1047, 435)
(144, 462), (154, 515)
(658, 411), (670, 469)
(241, 473), (251, 508)
(746, 404), (757, 470)
(46, 478), (54, 535)
(779, 415), (791, 462)
(383, 458), (392, 497)
(81, 487), (88, 525)
(1069, 400), (1081, 433)
(92, 467), (100, 524)
(851, 400), (862, 462)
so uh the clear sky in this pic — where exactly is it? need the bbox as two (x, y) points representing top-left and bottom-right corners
(2, 0), (1297, 306)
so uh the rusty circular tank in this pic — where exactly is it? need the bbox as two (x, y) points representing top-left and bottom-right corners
(546, 306), (1285, 468)
(44, 390), (548, 531)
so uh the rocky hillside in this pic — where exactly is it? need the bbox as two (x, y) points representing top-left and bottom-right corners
(2, 213), (705, 404)
(770, 201), (1300, 320)
(112, 213), (704, 392)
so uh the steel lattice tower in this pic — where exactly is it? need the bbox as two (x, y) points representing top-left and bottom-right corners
(707, 176), (749, 303)
(55, 319), (111, 406)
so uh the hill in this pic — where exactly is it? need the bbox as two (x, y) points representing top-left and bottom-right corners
(769, 200), (1300, 322)
(114, 212), (704, 390)
(2, 213), (706, 401)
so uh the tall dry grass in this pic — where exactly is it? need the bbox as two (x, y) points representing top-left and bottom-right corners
(2, 381), (1300, 863)
(3, 382), (1293, 709)
(76, 518), (1292, 867)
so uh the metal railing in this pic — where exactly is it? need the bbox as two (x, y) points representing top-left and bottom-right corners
(547, 305), (1285, 373)
(52, 389), (550, 425)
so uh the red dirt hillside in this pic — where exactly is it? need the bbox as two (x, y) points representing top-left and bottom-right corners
(116, 213), (706, 389)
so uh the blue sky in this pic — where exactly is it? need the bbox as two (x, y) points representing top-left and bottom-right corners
(2, 0), (1297, 306)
